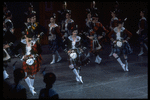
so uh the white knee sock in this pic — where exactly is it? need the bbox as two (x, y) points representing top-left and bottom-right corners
(72, 68), (83, 83)
(50, 54), (55, 64)
(116, 57), (124, 66)
(30, 75), (35, 87)
(25, 77), (36, 95)
(125, 59), (129, 71)
(144, 43), (148, 51)
(56, 51), (61, 58)
(138, 47), (144, 56)
(25, 77), (34, 90)
(56, 51), (62, 62)
(116, 57), (125, 71)
(3, 70), (9, 80)
(73, 68), (80, 78)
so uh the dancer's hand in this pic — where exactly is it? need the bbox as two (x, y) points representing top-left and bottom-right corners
(23, 55), (28, 60)
(37, 34), (40, 38)
(113, 40), (117, 43)
(87, 36), (94, 40)
(98, 36), (103, 40)
(3, 44), (10, 49)
(68, 50), (71, 54)
(123, 40), (127, 43)
(30, 55), (34, 58)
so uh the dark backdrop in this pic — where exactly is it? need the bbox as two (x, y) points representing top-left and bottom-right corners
(6, 2), (39, 29)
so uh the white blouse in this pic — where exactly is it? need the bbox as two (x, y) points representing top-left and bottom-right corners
(114, 27), (125, 40)
(48, 23), (58, 34)
(65, 19), (74, 31)
(26, 46), (31, 55)
(116, 32), (121, 40)
(68, 35), (81, 49)
(48, 23), (58, 40)
(72, 40), (76, 49)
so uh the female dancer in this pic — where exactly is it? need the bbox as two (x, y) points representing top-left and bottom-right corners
(21, 30), (42, 95)
(85, 9), (93, 32)
(67, 25), (88, 84)
(109, 10), (119, 56)
(137, 10), (148, 56)
(81, 9), (93, 57)
(64, 10), (74, 37)
(48, 14), (63, 64)
(108, 20), (132, 71)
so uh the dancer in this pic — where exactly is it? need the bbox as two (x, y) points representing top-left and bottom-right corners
(58, 1), (68, 29)
(3, 2), (12, 23)
(3, 10), (17, 57)
(4, 10), (14, 34)
(29, 13), (46, 57)
(20, 30), (42, 95)
(3, 2), (8, 19)
(48, 14), (63, 64)
(87, 13), (109, 64)
(64, 10), (74, 37)
(90, 1), (99, 17)
(3, 10), (16, 79)
(85, 9), (93, 33)
(11, 13), (32, 58)
(112, 1), (123, 20)
(109, 10), (118, 56)
(24, 3), (36, 17)
(67, 25), (87, 83)
(108, 20), (132, 71)
(137, 10), (148, 56)
(81, 8), (93, 57)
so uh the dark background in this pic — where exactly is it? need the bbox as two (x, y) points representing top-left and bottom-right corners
(5, 1), (148, 45)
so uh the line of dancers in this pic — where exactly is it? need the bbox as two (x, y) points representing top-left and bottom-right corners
(3, 1), (148, 96)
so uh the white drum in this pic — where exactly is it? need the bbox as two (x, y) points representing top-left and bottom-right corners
(26, 58), (34, 65)
(70, 52), (77, 60)
(116, 41), (123, 47)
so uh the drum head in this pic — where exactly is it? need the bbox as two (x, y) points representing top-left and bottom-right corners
(26, 58), (34, 65)
(117, 41), (122, 47)
(70, 53), (77, 60)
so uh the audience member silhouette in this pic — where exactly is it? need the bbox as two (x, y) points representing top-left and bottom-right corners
(39, 72), (59, 99)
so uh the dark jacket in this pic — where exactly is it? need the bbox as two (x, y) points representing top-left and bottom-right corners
(108, 27), (132, 42)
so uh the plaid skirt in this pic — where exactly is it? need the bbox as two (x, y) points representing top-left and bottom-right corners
(22, 54), (42, 75)
(68, 49), (90, 67)
(48, 38), (62, 54)
(138, 30), (148, 44)
(113, 42), (132, 56)
(90, 39), (102, 53)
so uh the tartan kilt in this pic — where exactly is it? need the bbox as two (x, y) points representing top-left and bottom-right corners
(113, 42), (129, 56)
(22, 55), (42, 76)
(68, 50), (90, 67)
(48, 39), (60, 54)
(90, 40), (102, 53)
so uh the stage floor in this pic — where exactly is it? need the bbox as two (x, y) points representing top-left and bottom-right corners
(4, 43), (148, 99)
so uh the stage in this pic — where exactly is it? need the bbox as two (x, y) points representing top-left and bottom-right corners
(4, 43), (148, 99)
